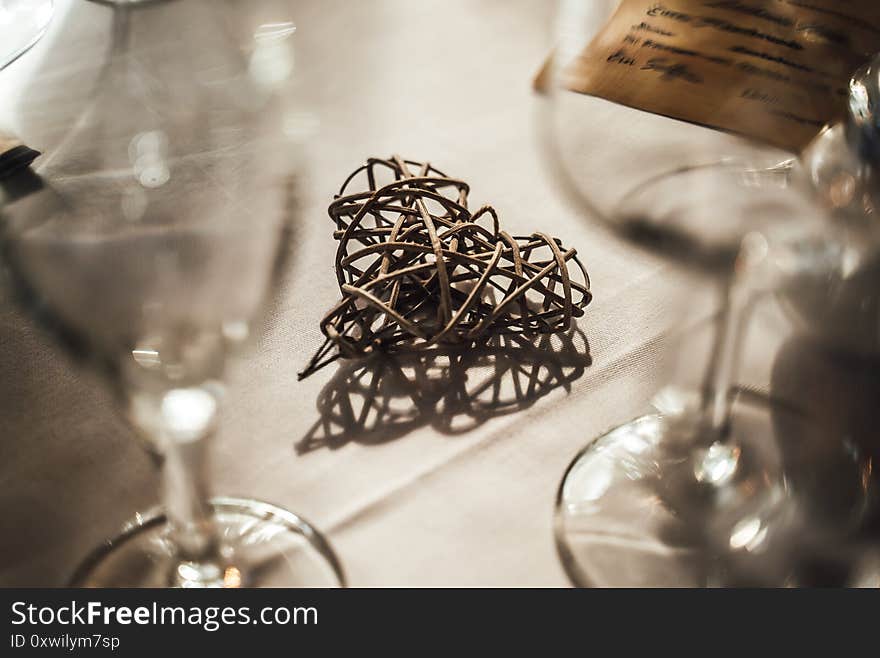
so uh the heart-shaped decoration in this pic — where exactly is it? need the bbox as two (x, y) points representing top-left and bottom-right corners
(301, 155), (591, 377)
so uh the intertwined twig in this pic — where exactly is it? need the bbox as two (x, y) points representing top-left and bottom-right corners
(300, 155), (591, 378)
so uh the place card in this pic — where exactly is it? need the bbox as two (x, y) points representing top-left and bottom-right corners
(0, 131), (40, 179)
(548, 1), (880, 152)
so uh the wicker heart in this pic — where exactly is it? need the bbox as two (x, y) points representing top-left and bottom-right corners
(300, 155), (591, 377)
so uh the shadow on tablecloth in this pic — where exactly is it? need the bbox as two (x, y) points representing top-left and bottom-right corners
(297, 328), (591, 452)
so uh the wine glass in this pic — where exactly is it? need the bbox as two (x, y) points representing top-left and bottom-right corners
(0, 0), (54, 71)
(0, 0), (343, 587)
(543, 0), (874, 586)
(743, 59), (880, 584)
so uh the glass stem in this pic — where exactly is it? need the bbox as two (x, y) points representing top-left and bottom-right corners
(699, 276), (752, 444)
(149, 381), (229, 589)
(162, 431), (219, 565)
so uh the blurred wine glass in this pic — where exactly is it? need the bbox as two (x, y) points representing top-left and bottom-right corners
(543, 0), (875, 586)
(0, 0), (54, 71)
(0, 0), (343, 587)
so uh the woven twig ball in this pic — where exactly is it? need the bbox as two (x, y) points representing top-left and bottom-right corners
(301, 155), (591, 377)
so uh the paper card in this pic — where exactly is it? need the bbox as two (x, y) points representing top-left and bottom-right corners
(551, 1), (880, 152)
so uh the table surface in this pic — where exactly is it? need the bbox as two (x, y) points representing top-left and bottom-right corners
(1, 0), (874, 587)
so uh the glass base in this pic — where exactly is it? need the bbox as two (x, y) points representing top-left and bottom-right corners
(554, 393), (871, 587)
(70, 497), (345, 587)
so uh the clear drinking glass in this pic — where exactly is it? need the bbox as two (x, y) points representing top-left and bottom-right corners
(543, 0), (875, 586)
(0, 0), (54, 70)
(748, 60), (880, 583)
(0, 0), (343, 587)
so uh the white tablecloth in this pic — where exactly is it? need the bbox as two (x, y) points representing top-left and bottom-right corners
(2, 0), (870, 587)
